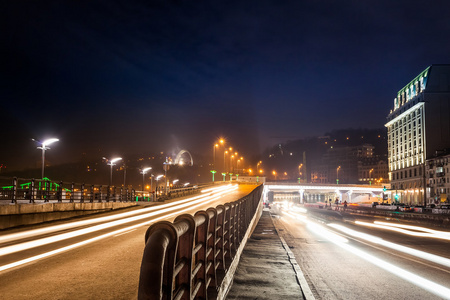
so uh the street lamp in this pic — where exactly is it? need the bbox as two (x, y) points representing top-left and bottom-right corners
(156, 174), (163, 196)
(257, 161), (262, 174)
(34, 138), (59, 179)
(213, 143), (219, 169)
(369, 168), (374, 185)
(298, 163), (303, 182)
(105, 157), (122, 186)
(141, 167), (152, 192)
(224, 150), (228, 172)
(337, 166), (341, 184)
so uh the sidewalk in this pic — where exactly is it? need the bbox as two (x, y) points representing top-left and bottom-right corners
(226, 209), (313, 300)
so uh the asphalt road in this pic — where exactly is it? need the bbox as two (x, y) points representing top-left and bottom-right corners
(0, 184), (257, 300)
(271, 204), (450, 300)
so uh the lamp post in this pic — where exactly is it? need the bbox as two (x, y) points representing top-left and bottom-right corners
(224, 150), (228, 172)
(336, 166), (341, 184)
(298, 163), (303, 182)
(105, 157), (122, 186)
(369, 168), (374, 185)
(213, 143), (219, 169)
(156, 175), (163, 196)
(257, 161), (262, 174)
(141, 167), (152, 192)
(34, 138), (59, 179)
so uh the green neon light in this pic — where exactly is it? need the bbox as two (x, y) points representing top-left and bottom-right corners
(397, 66), (430, 97)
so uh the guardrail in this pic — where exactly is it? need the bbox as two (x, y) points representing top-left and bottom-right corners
(0, 176), (210, 205)
(0, 177), (137, 204)
(138, 185), (263, 300)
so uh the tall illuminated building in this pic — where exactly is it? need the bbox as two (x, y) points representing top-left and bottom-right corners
(385, 65), (450, 205)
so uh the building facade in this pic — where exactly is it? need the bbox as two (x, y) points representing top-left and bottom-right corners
(386, 65), (450, 205)
(426, 153), (450, 205)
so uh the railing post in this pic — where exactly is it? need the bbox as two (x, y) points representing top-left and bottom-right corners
(215, 205), (226, 273)
(90, 185), (95, 202)
(80, 183), (85, 203)
(44, 180), (49, 202)
(57, 181), (63, 202)
(69, 182), (74, 202)
(30, 178), (35, 203)
(11, 177), (17, 204)
(99, 185), (102, 202)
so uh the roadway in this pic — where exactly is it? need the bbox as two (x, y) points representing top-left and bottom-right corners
(272, 203), (450, 300)
(0, 184), (257, 300)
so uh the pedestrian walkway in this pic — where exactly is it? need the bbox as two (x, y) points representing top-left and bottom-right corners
(226, 209), (313, 300)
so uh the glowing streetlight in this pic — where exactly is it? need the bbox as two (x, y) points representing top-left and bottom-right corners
(272, 170), (277, 180)
(224, 150), (229, 172)
(33, 138), (59, 179)
(141, 167), (152, 192)
(213, 143), (219, 168)
(337, 166), (341, 184)
(104, 157), (122, 186)
(257, 161), (262, 174)
(173, 179), (179, 185)
(369, 168), (374, 185)
(155, 174), (163, 196)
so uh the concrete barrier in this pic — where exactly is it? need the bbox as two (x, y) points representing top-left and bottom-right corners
(0, 202), (138, 230)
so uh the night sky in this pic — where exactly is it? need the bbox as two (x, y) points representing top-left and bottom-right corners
(2, 0), (450, 170)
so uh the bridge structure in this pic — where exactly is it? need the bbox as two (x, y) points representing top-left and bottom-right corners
(263, 182), (392, 203)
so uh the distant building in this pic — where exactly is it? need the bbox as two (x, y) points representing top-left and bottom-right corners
(385, 64), (450, 205)
(313, 143), (386, 184)
(358, 159), (389, 184)
(426, 152), (450, 205)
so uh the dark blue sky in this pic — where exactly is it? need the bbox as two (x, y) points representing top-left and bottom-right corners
(2, 0), (450, 169)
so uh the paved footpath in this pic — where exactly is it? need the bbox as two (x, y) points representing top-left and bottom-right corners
(226, 209), (314, 300)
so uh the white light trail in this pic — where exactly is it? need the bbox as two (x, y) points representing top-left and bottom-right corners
(0, 184), (235, 244)
(0, 185), (238, 257)
(0, 186), (237, 272)
(283, 212), (450, 298)
(355, 221), (450, 240)
(329, 223), (450, 268)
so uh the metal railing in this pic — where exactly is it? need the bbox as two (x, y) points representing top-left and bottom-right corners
(0, 176), (229, 205)
(0, 177), (136, 204)
(138, 185), (263, 300)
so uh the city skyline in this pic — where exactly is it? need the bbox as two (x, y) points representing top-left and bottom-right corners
(2, 1), (450, 170)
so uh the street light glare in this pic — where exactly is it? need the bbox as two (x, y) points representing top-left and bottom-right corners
(142, 167), (152, 173)
(42, 138), (59, 147)
(110, 157), (122, 164)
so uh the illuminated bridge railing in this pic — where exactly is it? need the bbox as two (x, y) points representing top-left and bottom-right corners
(138, 185), (263, 300)
(0, 177), (137, 204)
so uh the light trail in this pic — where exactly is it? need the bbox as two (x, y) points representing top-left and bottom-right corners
(0, 185), (238, 257)
(355, 221), (450, 240)
(0, 184), (233, 244)
(0, 187), (237, 272)
(329, 223), (450, 268)
(282, 211), (450, 299)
